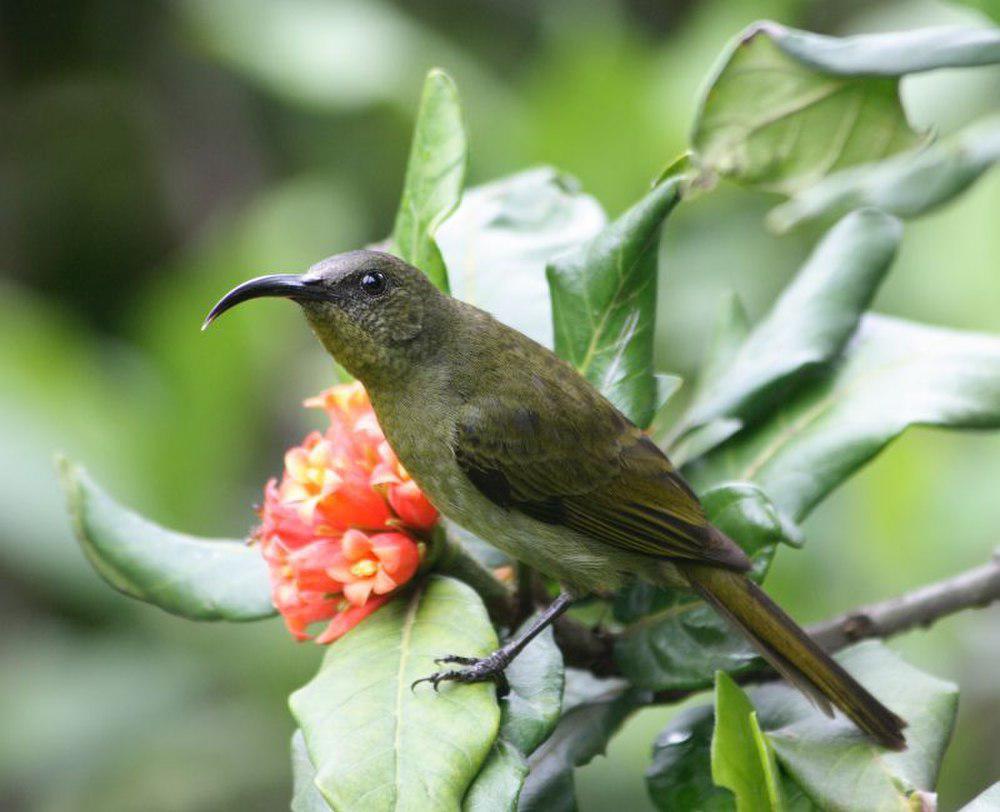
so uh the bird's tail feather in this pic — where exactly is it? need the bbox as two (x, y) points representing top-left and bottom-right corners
(680, 561), (907, 751)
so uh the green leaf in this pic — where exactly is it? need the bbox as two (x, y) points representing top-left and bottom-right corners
(960, 781), (1000, 811)
(518, 671), (644, 812)
(692, 27), (913, 193)
(688, 314), (1000, 522)
(680, 209), (901, 433)
(462, 617), (564, 810)
(693, 23), (1000, 194)
(613, 482), (801, 690)
(769, 113), (1000, 231)
(548, 177), (682, 427)
(647, 705), (737, 812)
(671, 419), (743, 469)
(697, 290), (752, 396)
(392, 68), (467, 292)
(648, 644), (954, 811)
(712, 672), (783, 812)
(753, 641), (957, 812)
(291, 730), (333, 812)
(500, 618), (565, 756)
(462, 739), (528, 812)
(290, 575), (500, 811)
(748, 23), (1000, 76)
(437, 166), (607, 347)
(57, 458), (274, 622)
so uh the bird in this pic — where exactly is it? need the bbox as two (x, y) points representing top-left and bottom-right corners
(204, 248), (907, 750)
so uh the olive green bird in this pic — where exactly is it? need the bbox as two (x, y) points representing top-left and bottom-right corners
(205, 249), (906, 750)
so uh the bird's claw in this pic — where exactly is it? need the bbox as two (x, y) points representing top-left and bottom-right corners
(412, 652), (511, 697)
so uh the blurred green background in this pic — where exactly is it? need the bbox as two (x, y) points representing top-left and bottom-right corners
(2, 0), (999, 809)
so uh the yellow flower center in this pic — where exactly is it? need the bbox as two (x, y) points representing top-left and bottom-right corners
(350, 559), (378, 578)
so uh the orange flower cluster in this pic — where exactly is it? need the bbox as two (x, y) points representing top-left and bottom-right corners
(255, 382), (437, 643)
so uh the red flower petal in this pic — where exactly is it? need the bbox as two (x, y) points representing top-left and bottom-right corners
(314, 595), (389, 644)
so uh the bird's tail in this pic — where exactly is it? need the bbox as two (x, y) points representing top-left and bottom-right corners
(679, 561), (907, 750)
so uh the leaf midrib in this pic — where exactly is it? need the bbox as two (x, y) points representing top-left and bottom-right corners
(393, 583), (424, 806)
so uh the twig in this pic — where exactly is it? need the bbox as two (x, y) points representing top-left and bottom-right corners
(808, 547), (1000, 652)
(546, 548), (1000, 699)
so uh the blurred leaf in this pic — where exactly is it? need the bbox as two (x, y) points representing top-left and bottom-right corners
(392, 69), (466, 292)
(462, 617), (563, 809)
(753, 641), (957, 811)
(291, 730), (333, 812)
(613, 482), (801, 690)
(463, 738), (529, 811)
(746, 23), (1000, 75)
(178, 0), (486, 110)
(688, 314), (1000, 522)
(712, 672), (783, 812)
(696, 290), (752, 398)
(960, 781), (1000, 810)
(671, 418), (743, 469)
(290, 576), (500, 811)
(679, 210), (901, 433)
(548, 177), (682, 427)
(58, 458), (275, 621)
(438, 167), (607, 347)
(518, 670), (644, 812)
(769, 113), (1000, 231)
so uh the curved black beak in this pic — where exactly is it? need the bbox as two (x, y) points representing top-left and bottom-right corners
(202, 273), (325, 330)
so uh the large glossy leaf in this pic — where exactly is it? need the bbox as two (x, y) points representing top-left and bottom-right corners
(613, 481), (800, 690)
(692, 24), (920, 193)
(548, 177), (682, 427)
(392, 69), (466, 292)
(58, 458), (274, 621)
(518, 670), (645, 812)
(688, 314), (1000, 522)
(290, 575), (500, 811)
(679, 209), (901, 434)
(290, 731), (333, 812)
(693, 23), (1000, 193)
(462, 618), (564, 811)
(753, 641), (957, 811)
(711, 672), (783, 812)
(961, 782), (1000, 811)
(437, 167), (607, 347)
(769, 113), (1000, 231)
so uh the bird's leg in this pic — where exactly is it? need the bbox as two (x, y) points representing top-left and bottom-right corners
(412, 592), (574, 696)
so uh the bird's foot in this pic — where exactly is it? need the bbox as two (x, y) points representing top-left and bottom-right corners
(411, 651), (511, 697)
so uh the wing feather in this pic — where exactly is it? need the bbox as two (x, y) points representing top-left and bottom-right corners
(453, 397), (749, 570)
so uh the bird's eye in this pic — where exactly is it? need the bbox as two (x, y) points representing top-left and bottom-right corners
(359, 271), (388, 296)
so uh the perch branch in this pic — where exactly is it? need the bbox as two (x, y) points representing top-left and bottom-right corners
(807, 547), (1000, 651)
(545, 548), (1000, 695)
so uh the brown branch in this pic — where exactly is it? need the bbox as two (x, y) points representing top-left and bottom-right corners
(547, 548), (1000, 701)
(807, 547), (1000, 652)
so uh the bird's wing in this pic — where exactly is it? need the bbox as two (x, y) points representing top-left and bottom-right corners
(452, 396), (749, 570)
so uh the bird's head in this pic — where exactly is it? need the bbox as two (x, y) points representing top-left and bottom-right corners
(204, 250), (446, 382)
